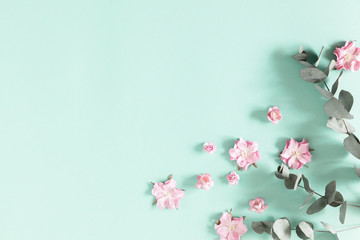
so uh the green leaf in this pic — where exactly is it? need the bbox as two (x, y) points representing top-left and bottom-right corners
(354, 165), (360, 178)
(292, 53), (308, 61)
(340, 201), (347, 224)
(307, 197), (328, 214)
(285, 174), (299, 190)
(331, 71), (343, 95)
(324, 60), (336, 76)
(326, 117), (355, 134)
(302, 175), (314, 193)
(315, 46), (324, 67)
(314, 84), (333, 99)
(324, 97), (354, 119)
(321, 221), (337, 235)
(299, 68), (327, 83)
(299, 61), (314, 67)
(329, 191), (344, 207)
(277, 164), (290, 179)
(293, 173), (302, 190)
(300, 192), (315, 209)
(325, 180), (336, 203)
(252, 221), (273, 234)
(339, 90), (354, 112)
(296, 222), (314, 240)
(272, 218), (291, 240)
(344, 134), (360, 159)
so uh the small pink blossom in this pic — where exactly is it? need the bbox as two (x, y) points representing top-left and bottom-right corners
(226, 171), (240, 185)
(267, 106), (282, 125)
(214, 211), (247, 240)
(195, 173), (214, 190)
(203, 142), (216, 154)
(249, 197), (268, 213)
(333, 41), (360, 72)
(280, 138), (312, 169)
(151, 179), (184, 209)
(229, 138), (260, 171)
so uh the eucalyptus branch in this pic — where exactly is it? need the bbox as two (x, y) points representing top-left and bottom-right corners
(252, 217), (360, 240)
(292, 46), (360, 162)
(275, 164), (360, 224)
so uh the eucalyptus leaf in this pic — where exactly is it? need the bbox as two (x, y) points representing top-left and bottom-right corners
(321, 221), (337, 234)
(272, 218), (291, 240)
(314, 46), (324, 67)
(307, 197), (328, 214)
(327, 118), (355, 134)
(299, 45), (304, 53)
(299, 61), (314, 67)
(324, 60), (336, 76)
(302, 176), (314, 193)
(293, 173), (302, 190)
(339, 90), (354, 112)
(285, 174), (299, 190)
(325, 180), (336, 203)
(300, 192), (315, 209)
(252, 221), (274, 234)
(278, 164), (290, 178)
(340, 201), (347, 224)
(292, 53), (308, 61)
(314, 84), (333, 99)
(354, 165), (360, 178)
(299, 68), (327, 83)
(329, 191), (344, 207)
(331, 71), (343, 95)
(344, 134), (360, 159)
(296, 222), (314, 240)
(324, 97), (354, 119)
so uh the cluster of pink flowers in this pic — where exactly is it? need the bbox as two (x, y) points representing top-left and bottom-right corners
(151, 178), (185, 209)
(229, 137), (260, 171)
(280, 138), (312, 169)
(214, 211), (248, 240)
(334, 41), (360, 72)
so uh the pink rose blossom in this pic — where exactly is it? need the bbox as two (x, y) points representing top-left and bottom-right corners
(249, 197), (268, 213)
(226, 171), (240, 185)
(214, 211), (247, 240)
(151, 179), (184, 209)
(280, 138), (312, 169)
(267, 106), (282, 125)
(203, 142), (216, 154)
(229, 138), (260, 171)
(195, 173), (214, 190)
(333, 41), (360, 72)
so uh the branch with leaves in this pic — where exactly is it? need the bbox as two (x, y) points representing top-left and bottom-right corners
(275, 164), (360, 224)
(292, 45), (360, 161)
(252, 217), (360, 240)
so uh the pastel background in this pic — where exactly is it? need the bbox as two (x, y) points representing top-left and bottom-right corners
(1, 1), (360, 239)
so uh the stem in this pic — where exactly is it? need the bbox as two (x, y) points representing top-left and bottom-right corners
(297, 185), (360, 207)
(291, 225), (360, 233)
(342, 119), (351, 136)
(323, 81), (330, 91)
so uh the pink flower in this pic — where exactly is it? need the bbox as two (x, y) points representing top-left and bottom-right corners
(226, 171), (240, 185)
(249, 197), (268, 213)
(195, 173), (214, 190)
(203, 142), (216, 154)
(151, 179), (184, 209)
(229, 138), (260, 171)
(214, 211), (248, 240)
(333, 41), (360, 71)
(280, 138), (312, 169)
(267, 106), (282, 125)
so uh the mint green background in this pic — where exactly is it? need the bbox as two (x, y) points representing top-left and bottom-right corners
(1, 1), (360, 239)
